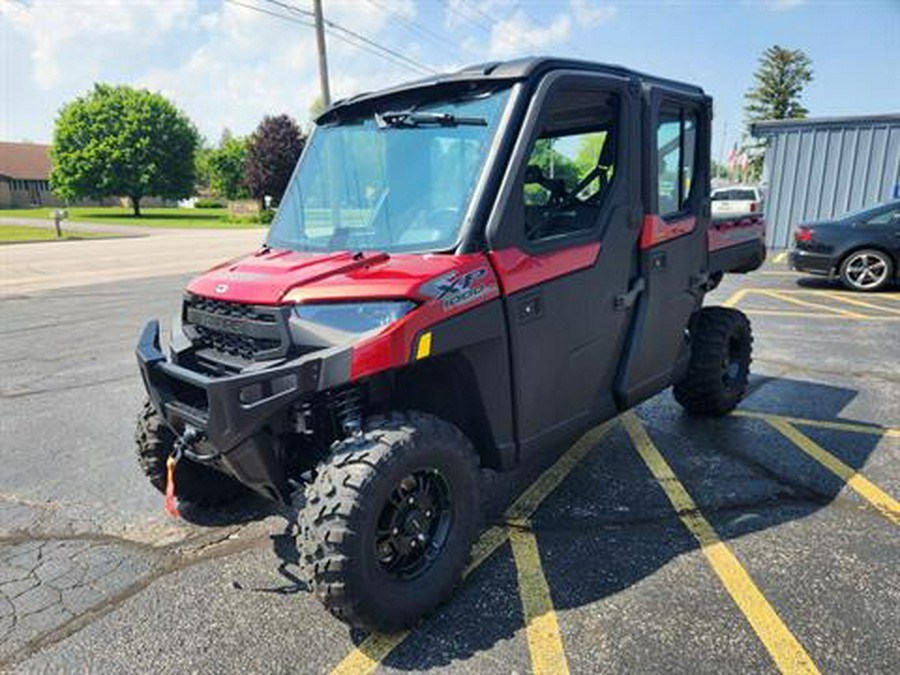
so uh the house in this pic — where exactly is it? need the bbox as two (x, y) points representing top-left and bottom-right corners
(0, 141), (122, 208)
(0, 141), (62, 208)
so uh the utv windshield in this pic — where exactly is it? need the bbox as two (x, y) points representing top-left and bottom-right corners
(268, 87), (512, 253)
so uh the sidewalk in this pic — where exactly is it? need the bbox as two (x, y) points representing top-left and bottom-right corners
(0, 216), (189, 237)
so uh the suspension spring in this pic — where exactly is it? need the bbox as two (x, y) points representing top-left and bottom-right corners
(332, 386), (363, 437)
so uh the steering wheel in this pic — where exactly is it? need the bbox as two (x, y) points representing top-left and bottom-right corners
(524, 165), (568, 207)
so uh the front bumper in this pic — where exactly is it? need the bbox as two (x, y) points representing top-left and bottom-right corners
(789, 249), (835, 276)
(136, 320), (352, 501)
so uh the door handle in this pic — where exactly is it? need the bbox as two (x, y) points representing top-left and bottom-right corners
(516, 294), (543, 323)
(615, 278), (645, 311)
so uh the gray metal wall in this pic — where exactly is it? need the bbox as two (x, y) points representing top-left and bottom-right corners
(755, 115), (900, 248)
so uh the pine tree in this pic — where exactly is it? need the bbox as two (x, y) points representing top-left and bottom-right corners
(742, 45), (813, 180)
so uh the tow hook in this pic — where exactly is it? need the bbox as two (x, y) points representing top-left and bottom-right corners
(164, 426), (204, 518)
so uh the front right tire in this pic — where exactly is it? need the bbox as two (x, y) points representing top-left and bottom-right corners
(135, 399), (247, 506)
(299, 411), (480, 632)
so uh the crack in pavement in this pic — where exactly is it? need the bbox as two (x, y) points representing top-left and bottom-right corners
(0, 374), (134, 400)
(0, 523), (270, 670)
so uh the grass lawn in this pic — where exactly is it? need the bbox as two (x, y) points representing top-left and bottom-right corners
(0, 224), (125, 243)
(0, 206), (265, 229)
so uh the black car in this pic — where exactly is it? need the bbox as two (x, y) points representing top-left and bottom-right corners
(790, 199), (900, 291)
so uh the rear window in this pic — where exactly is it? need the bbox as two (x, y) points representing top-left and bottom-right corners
(712, 189), (757, 201)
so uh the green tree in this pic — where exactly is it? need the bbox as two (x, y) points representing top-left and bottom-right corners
(51, 84), (199, 216)
(195, 140), (213, 194)
(207, 133), (250, 200)
(309, 95), (326, 120)
(244, 115), (305, 209)
(574, 132), (607, 177)
(743, 45), (813, 179)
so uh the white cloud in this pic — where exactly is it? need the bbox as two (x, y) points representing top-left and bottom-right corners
(486, 10), (572, 59)
(0, 0), (431, 142)
(1, 0), (196, 89)
(569, 0), (618, 27)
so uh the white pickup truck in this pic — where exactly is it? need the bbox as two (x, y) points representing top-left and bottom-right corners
(711, 185), (762, 216)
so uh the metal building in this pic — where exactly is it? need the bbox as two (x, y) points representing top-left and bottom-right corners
(751, 114), (900, 248)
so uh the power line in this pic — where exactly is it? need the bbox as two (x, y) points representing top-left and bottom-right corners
(363, 0), (460, 62)
(223, 0), (432, 76)
(225, 0), (314, 29)
(259, 0), (438, 75)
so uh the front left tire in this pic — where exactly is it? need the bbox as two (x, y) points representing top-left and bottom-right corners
(298, 411), (480, 632)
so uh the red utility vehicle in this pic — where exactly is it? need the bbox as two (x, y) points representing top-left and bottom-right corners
(136, 58), (765, 630)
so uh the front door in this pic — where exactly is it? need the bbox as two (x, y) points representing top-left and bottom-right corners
(486, 71), (641, 459)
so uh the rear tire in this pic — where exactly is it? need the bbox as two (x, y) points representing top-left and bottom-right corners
(839, 249), (893, 291)
(299, 411), (480, 632)
(135, 399), (246, 506)
(674, 307), (752, 416)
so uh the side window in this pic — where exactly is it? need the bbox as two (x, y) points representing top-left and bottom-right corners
(522, 90), (619, 241)
(866, 207), (899, 225)
(656, 107), (696, 217)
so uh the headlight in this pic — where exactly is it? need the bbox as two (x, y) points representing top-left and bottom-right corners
(294, 301), (416, 334)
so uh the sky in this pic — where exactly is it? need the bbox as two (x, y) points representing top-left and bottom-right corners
(1, 0), (898, 165)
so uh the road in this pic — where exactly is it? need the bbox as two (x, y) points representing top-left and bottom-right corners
(0, 227), (262, 295)
(1, 235), (897, 673)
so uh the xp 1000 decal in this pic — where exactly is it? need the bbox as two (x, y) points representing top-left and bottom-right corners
(422, 267), (498, 311)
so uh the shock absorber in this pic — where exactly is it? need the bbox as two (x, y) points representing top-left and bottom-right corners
(332, 386), (363, 437)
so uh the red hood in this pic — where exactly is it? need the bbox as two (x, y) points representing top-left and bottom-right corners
(186, 248), (486, 305)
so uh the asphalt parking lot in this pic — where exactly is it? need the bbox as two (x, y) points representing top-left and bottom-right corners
(1, 247), (897, 674)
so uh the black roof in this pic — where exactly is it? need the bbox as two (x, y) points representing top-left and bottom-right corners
(318, 56), (705, 123)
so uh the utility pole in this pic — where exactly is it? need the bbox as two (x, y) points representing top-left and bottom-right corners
(313, 0), (331, 107)
(717, 119), (728, 180)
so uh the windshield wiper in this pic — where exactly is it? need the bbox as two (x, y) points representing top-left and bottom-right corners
(375, 110), (487, 129)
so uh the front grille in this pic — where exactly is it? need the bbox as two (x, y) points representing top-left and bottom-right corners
(193, 325), (283, 360)
(186, 295), (278, 324)
(183, 294), (288, 361)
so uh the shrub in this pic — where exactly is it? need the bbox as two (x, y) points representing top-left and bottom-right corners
(194, 198), (225, 208)
(222, 209), (275, 225)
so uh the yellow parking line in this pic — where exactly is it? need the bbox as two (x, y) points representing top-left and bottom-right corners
(773, 289), (900, 301)
(765, 418), (900, 526)
(722, 288), (749, 307)
(509, 519), (570, 675)
(330, 421), (613, 675)
(732, 410), (900, 439)
(773, 251), (789, 263)
(621, 412), (820, 675)
(760, 289), (867, 318)
(813, 292), (900, 316)
(741, 310), (900, 321)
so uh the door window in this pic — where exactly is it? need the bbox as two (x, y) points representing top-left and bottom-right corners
(656, 108), (696, 217)
(522, 91), (619, 241)
(866, 206), (900, 225)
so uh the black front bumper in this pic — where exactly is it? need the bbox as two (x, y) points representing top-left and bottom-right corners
(136, 320), (352, 502)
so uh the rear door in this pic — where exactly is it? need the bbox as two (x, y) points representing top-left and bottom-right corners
(859, 203), (900, 263)
(485, 70), (642, 459)
(615, 86), (712, 408)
